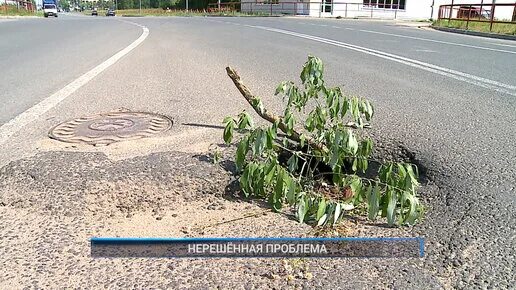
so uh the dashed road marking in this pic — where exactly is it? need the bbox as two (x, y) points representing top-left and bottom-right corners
(241, 24), (516, 97)
(489, 43), (516, 48)
(358, 29), (516, 55)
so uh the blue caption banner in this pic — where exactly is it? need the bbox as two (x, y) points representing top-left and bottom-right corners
(91, 237), (424, 258)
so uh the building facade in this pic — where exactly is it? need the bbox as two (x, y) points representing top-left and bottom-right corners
(240, 0), (516, 21)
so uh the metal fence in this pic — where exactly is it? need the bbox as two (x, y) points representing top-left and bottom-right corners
(437, 2), (516, 31)
(207, 1), (403, 19)
(2, 0), (36, 13)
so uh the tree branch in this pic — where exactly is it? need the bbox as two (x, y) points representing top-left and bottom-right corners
(226, 66), (327, 152)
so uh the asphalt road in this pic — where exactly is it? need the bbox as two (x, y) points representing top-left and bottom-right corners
(0, 13), (515, 289)
(0, 15), (141, 124)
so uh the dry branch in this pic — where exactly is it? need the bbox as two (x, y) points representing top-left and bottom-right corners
(226, 66), (327, 152)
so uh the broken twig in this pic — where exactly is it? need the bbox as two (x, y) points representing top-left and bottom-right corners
(226, 66), (327, 152)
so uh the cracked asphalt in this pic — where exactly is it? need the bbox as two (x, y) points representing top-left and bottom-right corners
(0, 14), (514, 289)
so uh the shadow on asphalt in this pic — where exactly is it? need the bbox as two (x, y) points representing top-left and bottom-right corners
(193, 153), (299, 222)
(182, 122), (225, 130)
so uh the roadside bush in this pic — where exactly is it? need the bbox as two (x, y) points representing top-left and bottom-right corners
(160, 0), (178, 9)
(223, 56), (423, 227)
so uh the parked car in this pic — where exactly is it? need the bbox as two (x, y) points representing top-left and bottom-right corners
(92, 8), (98, 16)
(43, 4), (58, 18)
(106, 9), (116, 16)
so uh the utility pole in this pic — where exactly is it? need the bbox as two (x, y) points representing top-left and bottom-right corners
(448, 0), (454, 21)
(430, 0), (435, 20)
(185, 0), (188, 11)
(139, 0), (141, 14)
(489, 0), (496, 32)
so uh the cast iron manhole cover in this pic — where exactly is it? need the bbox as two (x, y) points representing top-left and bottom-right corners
(49, 111), (173, 145)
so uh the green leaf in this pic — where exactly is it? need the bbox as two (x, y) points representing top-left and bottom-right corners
(316, 198), (327, 220)
(351, 97), (360, 122)
(265, 128), (274, 150)
(329, 147), (340, 170)
(405, 164), (419, 186)
(361, 158), (368, 173)
(363, 100), (374, 121)
(255, 167), (266, 197)
(223, 116), (234, 125)
(380, 163), (394, 185)
(253, 130), (266, 156)
(300, 56), (324, 89)
(271, 169), (284, 211)
(349, 177), (362, 198)
(286, 179), (297, 205)
(305, 116), (313, 132)
(237, 111), (254, 130)
(275, 81), (289, 96)
(213, 150), (222, 164)
(284, 110), (295, 136)
(240, 164), (254, 196)
(341, 97), (349, 118)
(334, 130), (344, 145)
(403, 194), (420, 225)
(325, 87), (334, 108)
(287, 153), (299, 173)
(386, 188), (397, 226)
(264, 162), (277, 184)
(239, 178), (249, 197)
(347, 130), (358, 154)
(235, 137), (249, 172)
(361, 139), (373, 156)
(223, 119), (235, 144)
(297, 196), (308, 223)
(397, 163), (407, 180)
(317, 214), (328, 226)
(367, 185), (380, 221)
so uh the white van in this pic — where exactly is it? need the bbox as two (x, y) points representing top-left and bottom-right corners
(43, 4), (58, 18)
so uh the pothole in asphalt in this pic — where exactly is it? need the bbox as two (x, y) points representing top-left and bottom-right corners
(48, 111), (173, 146)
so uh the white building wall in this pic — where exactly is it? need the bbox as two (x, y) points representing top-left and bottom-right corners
(240, 0), (515, 20)
(240, 0), (435, 19)
(304, 0), (435, 19)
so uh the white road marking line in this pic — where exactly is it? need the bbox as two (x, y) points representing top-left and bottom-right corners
(490, 43), (516, 48)
(243, 24), (516, 97)
(344, 27), (354, 30)
(332, 26), (340, 28)
(0, 20), (149, 146)
(358, 29), (516, 55)
(415, 49), (437, 53)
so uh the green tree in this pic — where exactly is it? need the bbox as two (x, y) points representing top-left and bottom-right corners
(223, 56), (423, 227)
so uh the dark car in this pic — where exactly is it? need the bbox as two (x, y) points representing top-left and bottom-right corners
(91, 8), (98, 16)
(106, 9), (116, 16)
